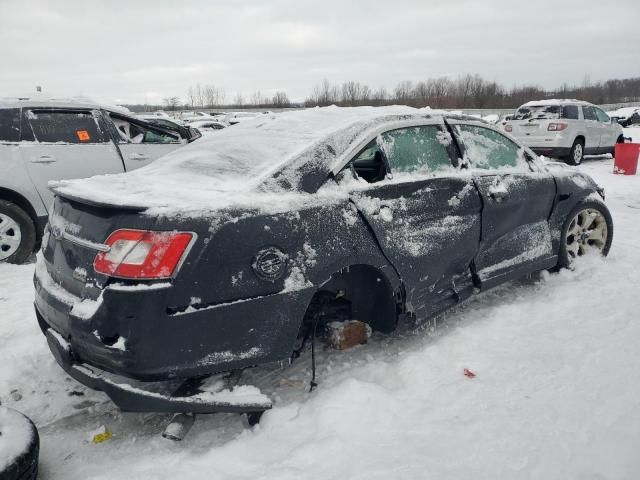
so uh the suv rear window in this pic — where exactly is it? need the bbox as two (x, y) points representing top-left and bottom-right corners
(582, 106), (598, 121)
(27, 110), (106, 143)
(512, 105), (561, 120)
(561, 105), (579, 120)
(0, 108), (21, 142)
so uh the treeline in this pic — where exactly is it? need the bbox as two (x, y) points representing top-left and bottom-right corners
(304, 75), (640, 108)
(160, 84), (291, 110)
(131, 75), (640, 112)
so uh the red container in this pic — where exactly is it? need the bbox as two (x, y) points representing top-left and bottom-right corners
(614, 143), (640, 175)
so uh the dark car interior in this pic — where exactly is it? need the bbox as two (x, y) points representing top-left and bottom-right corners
(351, 142), (387, 183)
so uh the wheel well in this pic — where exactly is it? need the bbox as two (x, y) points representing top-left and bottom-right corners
(0, 187), (40, 234)
(303, 264), (400, 334)
(574, 135), (585, 146)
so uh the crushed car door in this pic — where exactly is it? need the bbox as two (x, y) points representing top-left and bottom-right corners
(450, 121), (557, 289)
(21, 108), (124, 211)
(105, 112), (184, 170)
(343, 122), (482, 321)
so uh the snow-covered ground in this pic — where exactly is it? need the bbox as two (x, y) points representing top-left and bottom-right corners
(1, 157), (640, 479)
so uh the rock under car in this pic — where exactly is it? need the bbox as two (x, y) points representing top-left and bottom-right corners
(33, 106), (613, 418)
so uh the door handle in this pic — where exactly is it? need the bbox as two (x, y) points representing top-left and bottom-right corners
(32, 155), (56, 163)
(129, 152), (149, 160)
(489, 187), (508, 201)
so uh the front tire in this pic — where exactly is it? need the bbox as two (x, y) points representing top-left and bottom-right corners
(565, 138), (585, 166)
(0, 200), (36, 264)
(558, 199), (613, 268)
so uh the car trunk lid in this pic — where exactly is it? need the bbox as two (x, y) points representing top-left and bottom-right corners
(41, 194), (153, 301)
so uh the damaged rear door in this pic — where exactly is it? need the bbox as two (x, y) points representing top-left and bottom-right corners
(342, 120), (482, 321)
(449, 121), (557, 289)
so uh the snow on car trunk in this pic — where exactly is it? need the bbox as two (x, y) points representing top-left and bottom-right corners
(1, 158), (639, 479)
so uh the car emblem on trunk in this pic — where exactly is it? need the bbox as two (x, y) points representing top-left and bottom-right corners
(253, 247), (287, 282)
(73, 267), (88, 282)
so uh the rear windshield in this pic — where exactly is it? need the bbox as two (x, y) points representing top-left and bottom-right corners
(512, 104), (578, 121)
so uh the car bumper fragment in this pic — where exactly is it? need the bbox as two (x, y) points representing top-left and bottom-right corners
(45, 328), (272, 414)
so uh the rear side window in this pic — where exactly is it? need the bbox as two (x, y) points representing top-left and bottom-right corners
(378, 126), (453, 174)
(109, 113), (180, 144)
(0, 108), (21, 142)
(562, 105), (579, 120)
(27, 110), (106, 143)
(457, 124), (527, 170)
(594, 108), (610, 123)
(582, 106), (598, 121)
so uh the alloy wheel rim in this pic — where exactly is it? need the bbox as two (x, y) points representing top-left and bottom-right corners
(574, 143), (583, 163)
(0, 213), (22, 260)
(565, 208), (608, 261)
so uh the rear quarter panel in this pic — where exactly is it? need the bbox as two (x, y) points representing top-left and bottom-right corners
(0, 143), (48, 217)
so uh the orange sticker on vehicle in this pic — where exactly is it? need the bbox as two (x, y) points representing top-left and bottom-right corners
(76, 130), (90, 141)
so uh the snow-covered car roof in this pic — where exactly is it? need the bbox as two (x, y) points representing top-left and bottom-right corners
(520, 99), (591, 107)
(606, 106), (640, 118)
(189, 120), (227, 127)
(0, 96), (132, 115)
(52, 106), (455, 216)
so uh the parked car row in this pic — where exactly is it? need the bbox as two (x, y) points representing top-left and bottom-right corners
(0, 98), (627, 266)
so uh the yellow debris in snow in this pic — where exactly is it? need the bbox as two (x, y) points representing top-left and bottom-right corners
(92, 429), (112, 444)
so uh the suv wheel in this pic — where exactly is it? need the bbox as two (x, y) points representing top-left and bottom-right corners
(565, 139), (584, 166)
(0, 200), (36, 264)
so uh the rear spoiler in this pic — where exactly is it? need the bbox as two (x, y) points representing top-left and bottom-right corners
(50, 186), (147, 212)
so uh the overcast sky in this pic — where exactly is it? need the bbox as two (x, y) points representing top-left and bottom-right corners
(1, 0), (639, 105)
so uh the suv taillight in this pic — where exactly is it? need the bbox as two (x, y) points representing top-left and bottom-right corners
(547, 122), (568, 131)
(504, 125), (513, 132)
(94, 229), (194, 279)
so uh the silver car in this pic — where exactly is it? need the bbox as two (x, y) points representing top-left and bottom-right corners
(503, 99), (624, 165)
(0, 99), (192, 264)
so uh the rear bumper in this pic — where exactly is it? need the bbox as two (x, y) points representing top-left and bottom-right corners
(34, 255), (310, 382)
(44, 328), (272, 414)
(530, 146), (572, 158)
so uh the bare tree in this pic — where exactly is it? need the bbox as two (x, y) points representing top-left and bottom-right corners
(250, 90), (266, 106)
(162, 97), (180, 111)
(393, 80), (413, 105)
(271, 91), (290, 108)
(187, 86), (196, 108)
(234, 92), (244, 107)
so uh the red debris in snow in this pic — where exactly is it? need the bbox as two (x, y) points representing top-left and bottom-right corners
(463, 368), (476, 378)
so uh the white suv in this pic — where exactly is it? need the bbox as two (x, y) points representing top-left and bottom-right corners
(0, 98), (194, 264)
(503, 99), (624, 165)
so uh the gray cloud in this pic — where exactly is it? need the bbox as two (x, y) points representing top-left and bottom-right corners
(1, 0), (638, 104)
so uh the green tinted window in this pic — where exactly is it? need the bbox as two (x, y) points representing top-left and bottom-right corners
(379, 126), (452, 174)
(457, 125), (524, 169)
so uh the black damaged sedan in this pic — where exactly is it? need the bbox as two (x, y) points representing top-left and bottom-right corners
(34, 107), (613, 416)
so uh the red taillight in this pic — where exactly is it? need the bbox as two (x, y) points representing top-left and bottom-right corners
(504, 125), (513, 132)
(547, 122), (568, 131)
(94, 229), (194, 279)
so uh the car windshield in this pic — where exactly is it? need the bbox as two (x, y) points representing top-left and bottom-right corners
(512, 105), (562, 120)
